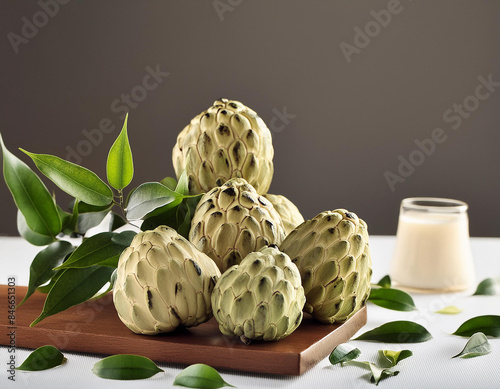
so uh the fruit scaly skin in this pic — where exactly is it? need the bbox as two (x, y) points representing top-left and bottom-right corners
(264, 194), (304, 235)
(113, 226), (221, 335)
(280, 209), (372, 324)
(212, 246), (306, 343)
(189, 178), (286, 273)
(172, 98), (274, 195)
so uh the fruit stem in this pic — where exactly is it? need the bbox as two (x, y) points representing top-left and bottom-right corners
(116, 189), (128, 220)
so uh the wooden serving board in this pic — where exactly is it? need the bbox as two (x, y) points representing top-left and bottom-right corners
(0, 285), (366, 376)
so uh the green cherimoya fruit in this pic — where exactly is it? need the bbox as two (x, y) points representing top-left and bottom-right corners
(113, 226), (221, 335)
(212, 245), (305, 343)
(264, 194), (304, 235)
(172, 98), (274, 195)
(280, 209), (372, 324)
(189, 178), (286, 273)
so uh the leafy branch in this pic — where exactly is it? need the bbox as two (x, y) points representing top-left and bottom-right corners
(1, 115), (202, 324)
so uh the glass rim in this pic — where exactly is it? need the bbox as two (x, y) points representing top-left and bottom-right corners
(401, 197), (468, 213)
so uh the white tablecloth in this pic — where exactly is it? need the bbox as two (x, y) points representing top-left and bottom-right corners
(1, 236), (500, 388)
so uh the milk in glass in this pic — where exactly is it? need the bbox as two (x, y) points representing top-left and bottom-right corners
(390, 198), (475, 292)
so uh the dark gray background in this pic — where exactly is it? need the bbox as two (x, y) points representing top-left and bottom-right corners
(1, 1), (499, 237)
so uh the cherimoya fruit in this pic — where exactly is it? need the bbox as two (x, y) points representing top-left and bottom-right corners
(189, 178), (286, 273)
(211, 245), (305, 343)
(113, 226), (221, 335)
(172, 98), (274, 195)
(280, 209), (372, 324)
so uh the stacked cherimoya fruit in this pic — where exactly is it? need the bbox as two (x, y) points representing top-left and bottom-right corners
(172, 98), (275, 195)
(113, 226), (221, 335)
(264, 194), (304, 235)
(189, 178), (286, 273)
(211, 246), (305, 344)
(114, 99), (372, 343)
(281, 210), (372, 324)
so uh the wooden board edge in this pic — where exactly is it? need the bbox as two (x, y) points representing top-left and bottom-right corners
(0, 285), (368, 376)
(298, 306), (368, 375)
(3, 324), (303, 376)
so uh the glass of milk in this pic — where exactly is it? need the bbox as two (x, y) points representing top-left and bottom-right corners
(390, 197), (475, 292)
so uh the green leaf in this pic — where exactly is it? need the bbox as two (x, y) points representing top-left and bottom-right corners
(329, 343), (361, 366)
(37, 270), (64, 294)
(110, 268), (118, 287)
(378, 350), (413, 367)
(21, 149), (113, 206)
(109, 212), (127, 231)
(435, 306), (463, 315)
(91, 282), (114, 301)
(175, 170), (190, 195)
(375, 275), (391, 288)
(368, 288), (416, 311)
(89, 264), (116, 301)
(160, 176), (177, 190)
(92, 354), (164, 380)
(18, 241), (74, 307)
(452, 315), (500, 337)
(111, 230), (136, 247)
(77, 201), (111, 214)
(144, 192), (201, 223)
(106, 114), (134, 190)
(59, 201), (79, 235)
(1, 134), (61, 236)
(71, 201), (112, 235)
(89, 269), (117, 301)
(452, 332), (492, 359)
(17, 210), (56, 246)
(37, 253), (71, 293)
(173, 363), (235, 389)
(16, 345), (66, 371)
(30, 265), (114, 326)
(77, 210), (111, 235)
(473, 278), (500, 296)
(141, 206), (177, 231)
(57, 205), (72, 229)
(126, 182), (181, 220)
(55, 232), (125, 270)
(176, 196), (201, 238)
(354, 321), (432, 343)
(176, 206), (192, 238)
(343, 361), (399, 386)
(141, 195), (201, 237)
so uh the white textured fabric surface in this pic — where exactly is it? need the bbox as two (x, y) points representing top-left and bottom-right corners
(1, 236), (500, 388)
